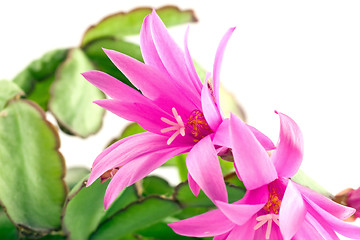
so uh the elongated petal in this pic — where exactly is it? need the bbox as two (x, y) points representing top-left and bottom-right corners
(271, 111), (304, 178)
(279, 181), (306, 240)
(94, 99), (168, 134)
(184, 26), (203, 94)
(213, 27), (235, 106)
(104, 145), (190, 209)
(216, 201), (264, 226)
(168, 209), (235, 237)
(186, 136), (228, 203)
(103, 48), (197, 114)
(87, 132), (187, 186)
(230, 113), (277, 190)
(82, 70), (141, 101)
(91, 133), (138, 168)
(305, 196), (360, 239)
(213, 118), (230, 148)
(216, 186), (268, 225)
(293, 214), (338, 240)
(149, 11), (194, 93)
(246, 124), (276, 151)
(213, 119), (276, 151)
(296, 182), (355, 220)
(213, 232), (230, 240)
(226, 219), (256, 240)
(140, 14), (168, 74)
(201, 79), (222, 131)
(188, 173), (200, 196)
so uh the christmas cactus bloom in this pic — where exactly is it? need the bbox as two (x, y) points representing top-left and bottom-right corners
(170, 112), (360, 239)
(82, 10), (274, 209)
(334, 187), (360, 221)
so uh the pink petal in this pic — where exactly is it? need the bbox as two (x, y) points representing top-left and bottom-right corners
(271, 111), (304, 178)
(246, 124), (276, 151)
(230, 113), (277, 190)
(279, 181), (306, 240)
(168, 209), (235, 237)
(186, 136), (228, 203)
(226, 219), (256, 240)
(213, 118), (231, 148)
(213, 119), (276, 151)
(293, 214), (338, 240)
(82, 70), (141, 100)
(87, 132), (188, 186)
(213, 27), (235, 106)
(149, 10), (201, 109)
(213, 232), (230, 240)
(104, 145), (190, 209)
(94, 99), (168, 135)
(216, 201), (265, 226)
(305, 196), (360, 239)
(216, 186), (268, 226)
(188, 173), (200, 196)
(103, 48), (198, 114)
(184, 26), (203, 94)
(296, 182), (355, 220)
(201, 79), (222, 131)
(140, 14), (168, 75)
(91, 133), (138, 168)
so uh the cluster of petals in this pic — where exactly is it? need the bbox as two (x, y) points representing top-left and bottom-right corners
(169, 112), (360, 239)
(82, 10), (274, 209)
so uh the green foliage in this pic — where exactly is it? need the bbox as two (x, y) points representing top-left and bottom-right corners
(0, 96), (66, 232)
(0, 80), (24, 111)
(90, 197), (182, 240)
(49, 48), (105, 137)
(0, 208), (17, 240)
(62, 177), (138, 240)
(174, 181), (245, 208)
(83, 38), (142, 88)
(81, 6), (197, 47)
(64, 167), (91, 190)
(13, 49), (68, 110)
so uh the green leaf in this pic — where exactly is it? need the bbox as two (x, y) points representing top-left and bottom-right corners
(174, 182), (245, 208)
(62, 178), (138, 240)
(90, 197), (181, 240)
(49, 48), (105, 138)
(13, 49), (68, 110)
(292, 169), (332, 197)
(83, 38), (142, 89)
(81, 6), (197, 47)
(64, 167), (90, 190)
(137, 221), (198, 240)
(0, 80), (24, 111)
(141, 176), (173, 197)
(224, 172), (245, 189)
(0, 100), (67, 232)
(174, 154), (188, 181)
(0, 208), (17, 240)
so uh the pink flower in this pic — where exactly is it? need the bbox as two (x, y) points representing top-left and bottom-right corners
(170, 112), (360, 239)
(334, 187), (360, 221)
(82, 10), (274, 209)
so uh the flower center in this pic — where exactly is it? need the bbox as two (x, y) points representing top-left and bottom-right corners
(160, 108), (212, 145)
(186, 110), (212, 142)
(100, 167), (119, 183)
(254, 187), (282, 239)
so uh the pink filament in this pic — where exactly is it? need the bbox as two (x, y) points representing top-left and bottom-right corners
(254, 213), (279, 239)
(161, 107), (186, 145)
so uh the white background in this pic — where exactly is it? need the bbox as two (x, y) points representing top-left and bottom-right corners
(1, 1), (360, 237)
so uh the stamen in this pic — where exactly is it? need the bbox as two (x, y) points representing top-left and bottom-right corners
(161, 107), (186, 145)
(254, 213), (279, 240)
